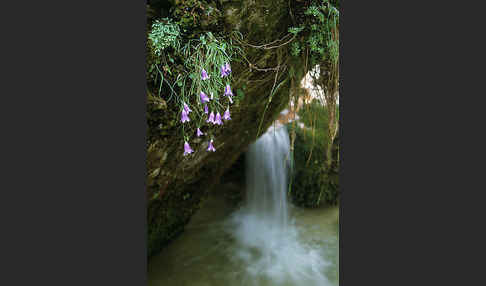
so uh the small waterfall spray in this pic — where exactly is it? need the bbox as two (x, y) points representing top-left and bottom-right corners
(245, 123), (290, 232)
(228, 124), (331, 286)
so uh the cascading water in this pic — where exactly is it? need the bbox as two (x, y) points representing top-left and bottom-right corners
(245, 123), (290, 232)
(148, 122), (338, 286)
(228, 124), (332, 286)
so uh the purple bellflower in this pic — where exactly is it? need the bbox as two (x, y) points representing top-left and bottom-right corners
(197, 128), (204, 137)
(223, 108), (231, 120)
(220, 62), (231, 77)
(201, 69), (210, 80)
(220, 65), (227, 77)
(204, 104), (209, 114)
(181, 109), (190, 123)
(206, 111), (215, 124)
(207, 139), (216, 152)
(225, 63), (231, 74)
(183, 141), (194, 156)
(224, 85), (233, 97)
(214, 112), (223, 125)
(200, 91), (210, 103)
(183, 102), (192, 114)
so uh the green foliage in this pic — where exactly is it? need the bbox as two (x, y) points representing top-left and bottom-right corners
(170, 0), (221, 36)
(305, 5), (325, 22)
(289, 100), (339, 207)
(290, 41), (301, 57)
(235, 84), (246, 105)
(298, 99), (339, 131)
(288, 26), (305, 35)
(287, 26), (304, 56)
(289, 0), (339, 66)
(148, 18), (181, 56)
(146, 18), (181, 86)
(305, 1), (339, 64)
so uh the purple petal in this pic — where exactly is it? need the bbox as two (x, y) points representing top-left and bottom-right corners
(201, 69), (209, 80)
(181, 110), (190, 123)
(183, 102), (192, 113)
(220, 65), (226, 77)
(206, 112), (215, 123)
(183, 141), (194, 156)
(223, 108), (231, 120)
(207, 139), (216, 152)
(224, 85), (233, 96)
(215, 112), (223, 125)
(200, 92), (210, 103)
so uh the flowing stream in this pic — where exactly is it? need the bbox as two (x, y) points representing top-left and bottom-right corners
(148, 125), (339, 286)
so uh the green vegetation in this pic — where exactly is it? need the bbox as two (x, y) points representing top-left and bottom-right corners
(146, 14), (242, 146)
(289, 100), (339, 207)
(287, 0), (340, 174)
(148, 18), (181, 56)
(289, 0), (339, 66)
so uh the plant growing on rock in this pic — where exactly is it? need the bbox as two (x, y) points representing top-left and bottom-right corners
(147, 18), (242, 157)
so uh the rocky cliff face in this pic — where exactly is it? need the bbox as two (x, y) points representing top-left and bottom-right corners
(147, 0), (302, 258)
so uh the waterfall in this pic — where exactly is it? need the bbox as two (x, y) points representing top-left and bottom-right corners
(245, 123), (290, 231)
(228, 124), (331, 286)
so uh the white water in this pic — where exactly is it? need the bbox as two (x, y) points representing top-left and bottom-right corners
(227, 124), (332, 286)
(148, 124), (338, 286)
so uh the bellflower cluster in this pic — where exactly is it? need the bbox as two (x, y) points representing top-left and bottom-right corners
(181, 61), (236, 156)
